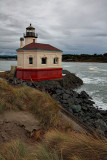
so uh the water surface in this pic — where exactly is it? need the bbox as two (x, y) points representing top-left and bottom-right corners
(62, 62), (107, 110)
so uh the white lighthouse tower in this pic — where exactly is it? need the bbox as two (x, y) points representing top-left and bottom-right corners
(24, 23), (38, 45)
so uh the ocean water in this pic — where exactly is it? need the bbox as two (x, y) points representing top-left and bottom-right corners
(0, 60), (17, 71)
(0, 60), (107, 110)
(62, 62), (107, 110)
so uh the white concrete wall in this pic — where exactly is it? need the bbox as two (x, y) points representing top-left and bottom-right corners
(23, 51), (37, 69)
(17, 51), (24, 68)
(20, 40), (24, 48)
(36, 50), (62, 69)
(25, 37), (37, 45)
(17, 50), (62, 69)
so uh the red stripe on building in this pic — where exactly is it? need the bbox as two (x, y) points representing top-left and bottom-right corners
(16, 68), (62, 81)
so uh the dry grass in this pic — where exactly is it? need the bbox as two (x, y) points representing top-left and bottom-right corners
(42, 130), (107, 160)
(0, 79), (72, 130)
(0, 140), (27, 160)
(0, 79), (107, 160)
(0, 71), (11, 79)
(0, 130), (107, 160)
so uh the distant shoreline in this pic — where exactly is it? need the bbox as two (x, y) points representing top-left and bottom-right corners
(62, 54), (107, 63)
(62, 60), (107, 63)
(0, 58), (16, 61)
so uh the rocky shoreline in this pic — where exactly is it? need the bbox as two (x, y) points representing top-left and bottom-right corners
(6, 69), (107, 137)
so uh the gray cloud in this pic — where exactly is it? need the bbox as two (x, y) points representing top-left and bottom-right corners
(0, 0), (107, 55)
(83, 33), (107, 37)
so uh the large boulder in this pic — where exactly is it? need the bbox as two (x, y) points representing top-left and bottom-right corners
(63, 93), (70, 100)
(72, 105), (82, 113)
(60, 70), (83, 89)
(79, 91), (91, 99)
(95, 119), (107, 132)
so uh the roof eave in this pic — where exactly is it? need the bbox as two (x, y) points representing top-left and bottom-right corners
(17, 48), (62, 52)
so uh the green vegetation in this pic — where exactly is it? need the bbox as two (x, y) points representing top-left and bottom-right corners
(62, 53), (107, 62)
(0, 131), (107, 160)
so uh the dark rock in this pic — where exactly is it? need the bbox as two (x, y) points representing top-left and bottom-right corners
(55, 89), (62, 95)
(74, 98), (82, 105)
(65, 89), (71, 94)
(99, 110), (107, 116)
(60, 70), (83, 89)
(87, 100), (95, 105)
(82, 99), (95, 105)
(68, 98), (74, 104)
(70, 90), (74, 96)
(68, 102), (72, 108)
(72, 105), (82, 113)
(90, 113), (97, 119)
(73, 91), (79, 98)
(96, 113), (103, 119)
(80, 91), (91, 99)
(95, 119), (107, 132)
(68, 108), (73, 113)
(56, 85), (62, 89)
(62, 104), (69, 109)
(82, 105), (88, 111)
(63, 93), (70, 100)
(61, 100), (68, 104)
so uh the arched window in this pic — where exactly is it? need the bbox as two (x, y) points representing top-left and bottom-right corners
(53, 57), (58, 64)
(29, 57), (33, 64)
(41, 57), (47, 64)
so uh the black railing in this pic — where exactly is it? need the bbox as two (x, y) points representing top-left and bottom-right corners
(24, 32), (38, 38)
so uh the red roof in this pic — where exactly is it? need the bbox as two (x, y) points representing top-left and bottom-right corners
(20, 42), (62, 52)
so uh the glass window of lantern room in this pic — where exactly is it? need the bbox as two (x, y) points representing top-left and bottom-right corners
(29, 57), (33, 64)
(54, 57), (58, 64)
(41, 57), (47, 64)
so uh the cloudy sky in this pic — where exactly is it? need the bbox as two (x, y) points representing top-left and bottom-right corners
(0, 0), (107, 55)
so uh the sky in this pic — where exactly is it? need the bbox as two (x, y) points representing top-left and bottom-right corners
(0, 0), (107, 55)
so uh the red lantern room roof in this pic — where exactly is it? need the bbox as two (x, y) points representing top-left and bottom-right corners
(17, 42), (62, 52)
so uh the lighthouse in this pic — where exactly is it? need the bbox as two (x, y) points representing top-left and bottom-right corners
(16, 24), (63, 81)
(24, 23), (38, 45)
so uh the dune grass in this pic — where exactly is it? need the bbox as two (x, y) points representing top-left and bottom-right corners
(42, 130), (107, 160)
(0, 130), (107, 160)
(0, 140), (27, 160)
(0, 71), (12, 79)
(0, 79), (107, 160)
(0, 79), (72, 130)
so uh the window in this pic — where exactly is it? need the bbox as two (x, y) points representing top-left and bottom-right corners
(41, 57), (47, 64)
(29, 57), (33, 64)
(54, 57), (58, 64)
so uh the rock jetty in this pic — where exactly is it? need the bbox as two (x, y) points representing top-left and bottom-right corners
(7, 69), (107, 137)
